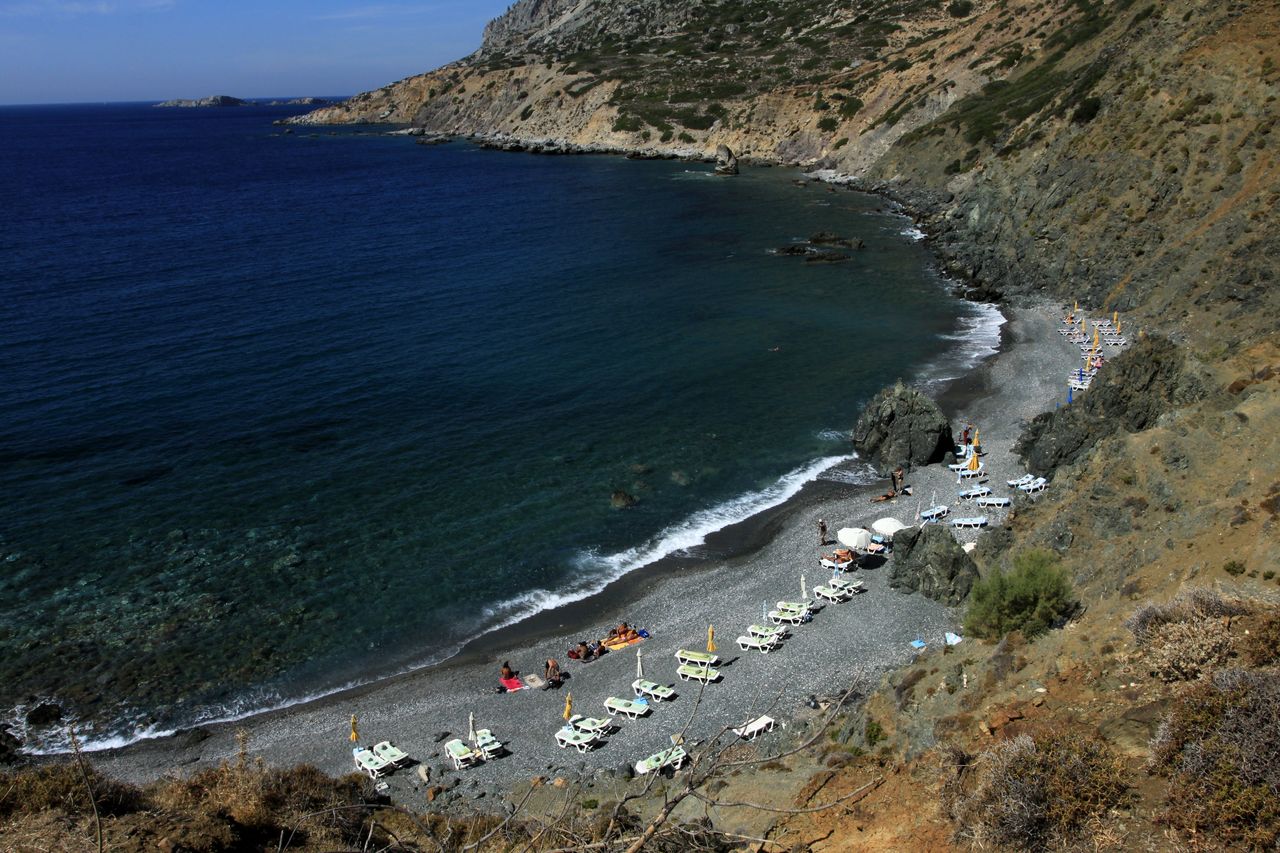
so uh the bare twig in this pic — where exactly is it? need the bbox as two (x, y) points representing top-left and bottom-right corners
(67, 727), (103, 853)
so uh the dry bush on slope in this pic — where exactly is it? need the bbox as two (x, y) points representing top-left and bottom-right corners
(1149, 669), (1280, 849)
(945, 730), (1128, 851)
(1126, 588), (1254, 682)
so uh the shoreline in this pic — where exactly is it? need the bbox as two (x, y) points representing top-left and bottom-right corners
(85, 300), (1082, 800)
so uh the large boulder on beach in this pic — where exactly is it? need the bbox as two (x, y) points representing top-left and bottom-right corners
(852, 382), (954, 474)
(888, 525), (979, 606)
(714, 144), (739, 176)
(1014, 336), (1204, 477)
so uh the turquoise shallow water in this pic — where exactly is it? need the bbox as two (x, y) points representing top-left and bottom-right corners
(0, 103), (997, 748)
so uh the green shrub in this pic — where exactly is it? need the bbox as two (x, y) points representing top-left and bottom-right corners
(519, 105), (534, 122)
(818, 116), (839, 132)
(1072, 96), (1102, 123)
(839, 97), (865, 119)
(678, 132), (695, 143)
(612, 114), (643, 132)
(945, 731), (1128, 849)
(865, 719), (884, 747)
(948, 0), (974, 17)
(1150, 669), (1280, 848)
(833, 137), (849, 149)
(1224, 559), (1246, 575)
(964, 550), (1074, 640)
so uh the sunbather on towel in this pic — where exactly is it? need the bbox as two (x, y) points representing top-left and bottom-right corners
(870, 489), (897, 503)
(500, 661), (515, 680)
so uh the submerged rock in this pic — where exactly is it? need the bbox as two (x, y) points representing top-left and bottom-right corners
(25, 702), (62, 727)
(852, 382), (954, 474)
(809, 231), (864, 249)
(889, 525), (979, 606)
(610, 490), (637, 509)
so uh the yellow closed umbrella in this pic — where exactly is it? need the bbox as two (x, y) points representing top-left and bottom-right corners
(563, 692), (573, 721)
(967, 450), (981, 471)
(1080, 317), (1085, 331)
(1116, 319), (1121, 333)
(972, 428), (980, 450)
(1074, 300), (1078, 312)
(707, 625), (717, 653)
(1112, 310), (1118, 325)
(1093, 327), (1100, 348)
(349, 714), (359, 743)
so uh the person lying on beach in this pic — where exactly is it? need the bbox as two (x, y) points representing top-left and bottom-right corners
(870, 489), (897, 503)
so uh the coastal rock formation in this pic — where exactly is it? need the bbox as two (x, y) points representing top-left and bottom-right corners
(154, 95), (246, 108)
(888, 524), (979, 606)
(714, 144), (739, 176)
(852, 382), (954, 475)
(1014, 336), (1205, 477)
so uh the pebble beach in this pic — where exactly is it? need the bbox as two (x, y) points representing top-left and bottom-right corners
(92, 303), (1086, 806)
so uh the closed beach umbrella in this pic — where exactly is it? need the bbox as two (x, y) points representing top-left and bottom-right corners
(562, 693), (573, 721)
(972, 428), (980, 449)
(349, 714), (359, 743)
(967, 450), (981, 471)
(1116, 319), (1122, 333)
(468, 711), (476, 744)
(707, 625), (717, 653)
(1093, 327), (1100, 348)
(1074, 300), (1078, 312)
(872, 517), (907, 537)
(1113, 310), (1118, 325)
(636, 649), (644, 680)
(762, 600), (768, 620)
(836, 527), (871, 550)
(1068, 385), (1073, 404)
(801, 574), (808, 600)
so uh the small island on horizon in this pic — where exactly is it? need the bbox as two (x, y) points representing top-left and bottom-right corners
(153, 95), (331, 108)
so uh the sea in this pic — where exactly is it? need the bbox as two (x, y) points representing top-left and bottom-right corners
(0, 101), (1003, 751)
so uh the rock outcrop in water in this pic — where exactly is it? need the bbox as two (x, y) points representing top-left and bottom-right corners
(714, 144), (739, 176)
(852, 382), (954, 475)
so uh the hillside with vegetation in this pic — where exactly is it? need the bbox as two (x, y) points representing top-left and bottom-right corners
(6, 0), (1277, 849)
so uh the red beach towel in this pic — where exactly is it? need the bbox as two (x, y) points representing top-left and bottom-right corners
(499, 676), (525, 692)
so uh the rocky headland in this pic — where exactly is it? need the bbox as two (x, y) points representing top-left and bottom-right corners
(6, 1), (1278, 850)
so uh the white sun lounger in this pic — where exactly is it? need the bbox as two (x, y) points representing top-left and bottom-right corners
(1007, 474), (1034, 488)
(830, 576), (864, 594)
(566, 714), (611, 736)
(951, 516), (989, 529)
(372, 740), (411, 767)
(819, 557), (854, 571)
(555, 726), (601, 753)
(736, 633), (779, 652)
(474, 729), (503, 759)
(353, 747), (391, 779)
(733, 715), (776, 740)
(976, 496), (1012, 508)
(958, 485), (992, 500)
(444, 739), (482, 770)
(768, 608), (806, 625)
(947, 460), (970, 472)
(1019, 477), (1048, 493)
(920, 505), (949, 522)
(776, 600), (812, 614)
(635, 745), (686, 775)
(957, 465), (985, 479)
(675, 649), (720, 667)
(633, 678), (676, 701)
(814, 584), (852, 603)
(604, 696), (651, 719)
(677, 662), (721, 683)
(748, 623), (788, 641)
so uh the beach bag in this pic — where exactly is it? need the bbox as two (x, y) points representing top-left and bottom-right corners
(567, 648), (581, 660)
(637, 629), (650, 638)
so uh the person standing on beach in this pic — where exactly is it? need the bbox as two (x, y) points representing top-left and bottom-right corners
(818, 519), (828, 546)
(892, 466), (905, 495)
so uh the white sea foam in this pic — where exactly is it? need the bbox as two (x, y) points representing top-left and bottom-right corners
(914, 301), (1007, 389)
(902, 226), (926, 241)
(474, 454), (855, 637)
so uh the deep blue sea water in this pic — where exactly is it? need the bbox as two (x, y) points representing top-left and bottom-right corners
(0, 102), (1001, 749)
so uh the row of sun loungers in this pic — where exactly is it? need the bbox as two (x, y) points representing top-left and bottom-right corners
(352, 740), (412, 778)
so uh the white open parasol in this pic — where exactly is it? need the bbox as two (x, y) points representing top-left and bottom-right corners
(836, 527), (871, 550)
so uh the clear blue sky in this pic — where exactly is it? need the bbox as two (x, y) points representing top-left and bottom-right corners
(0, 1), (515, 104)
